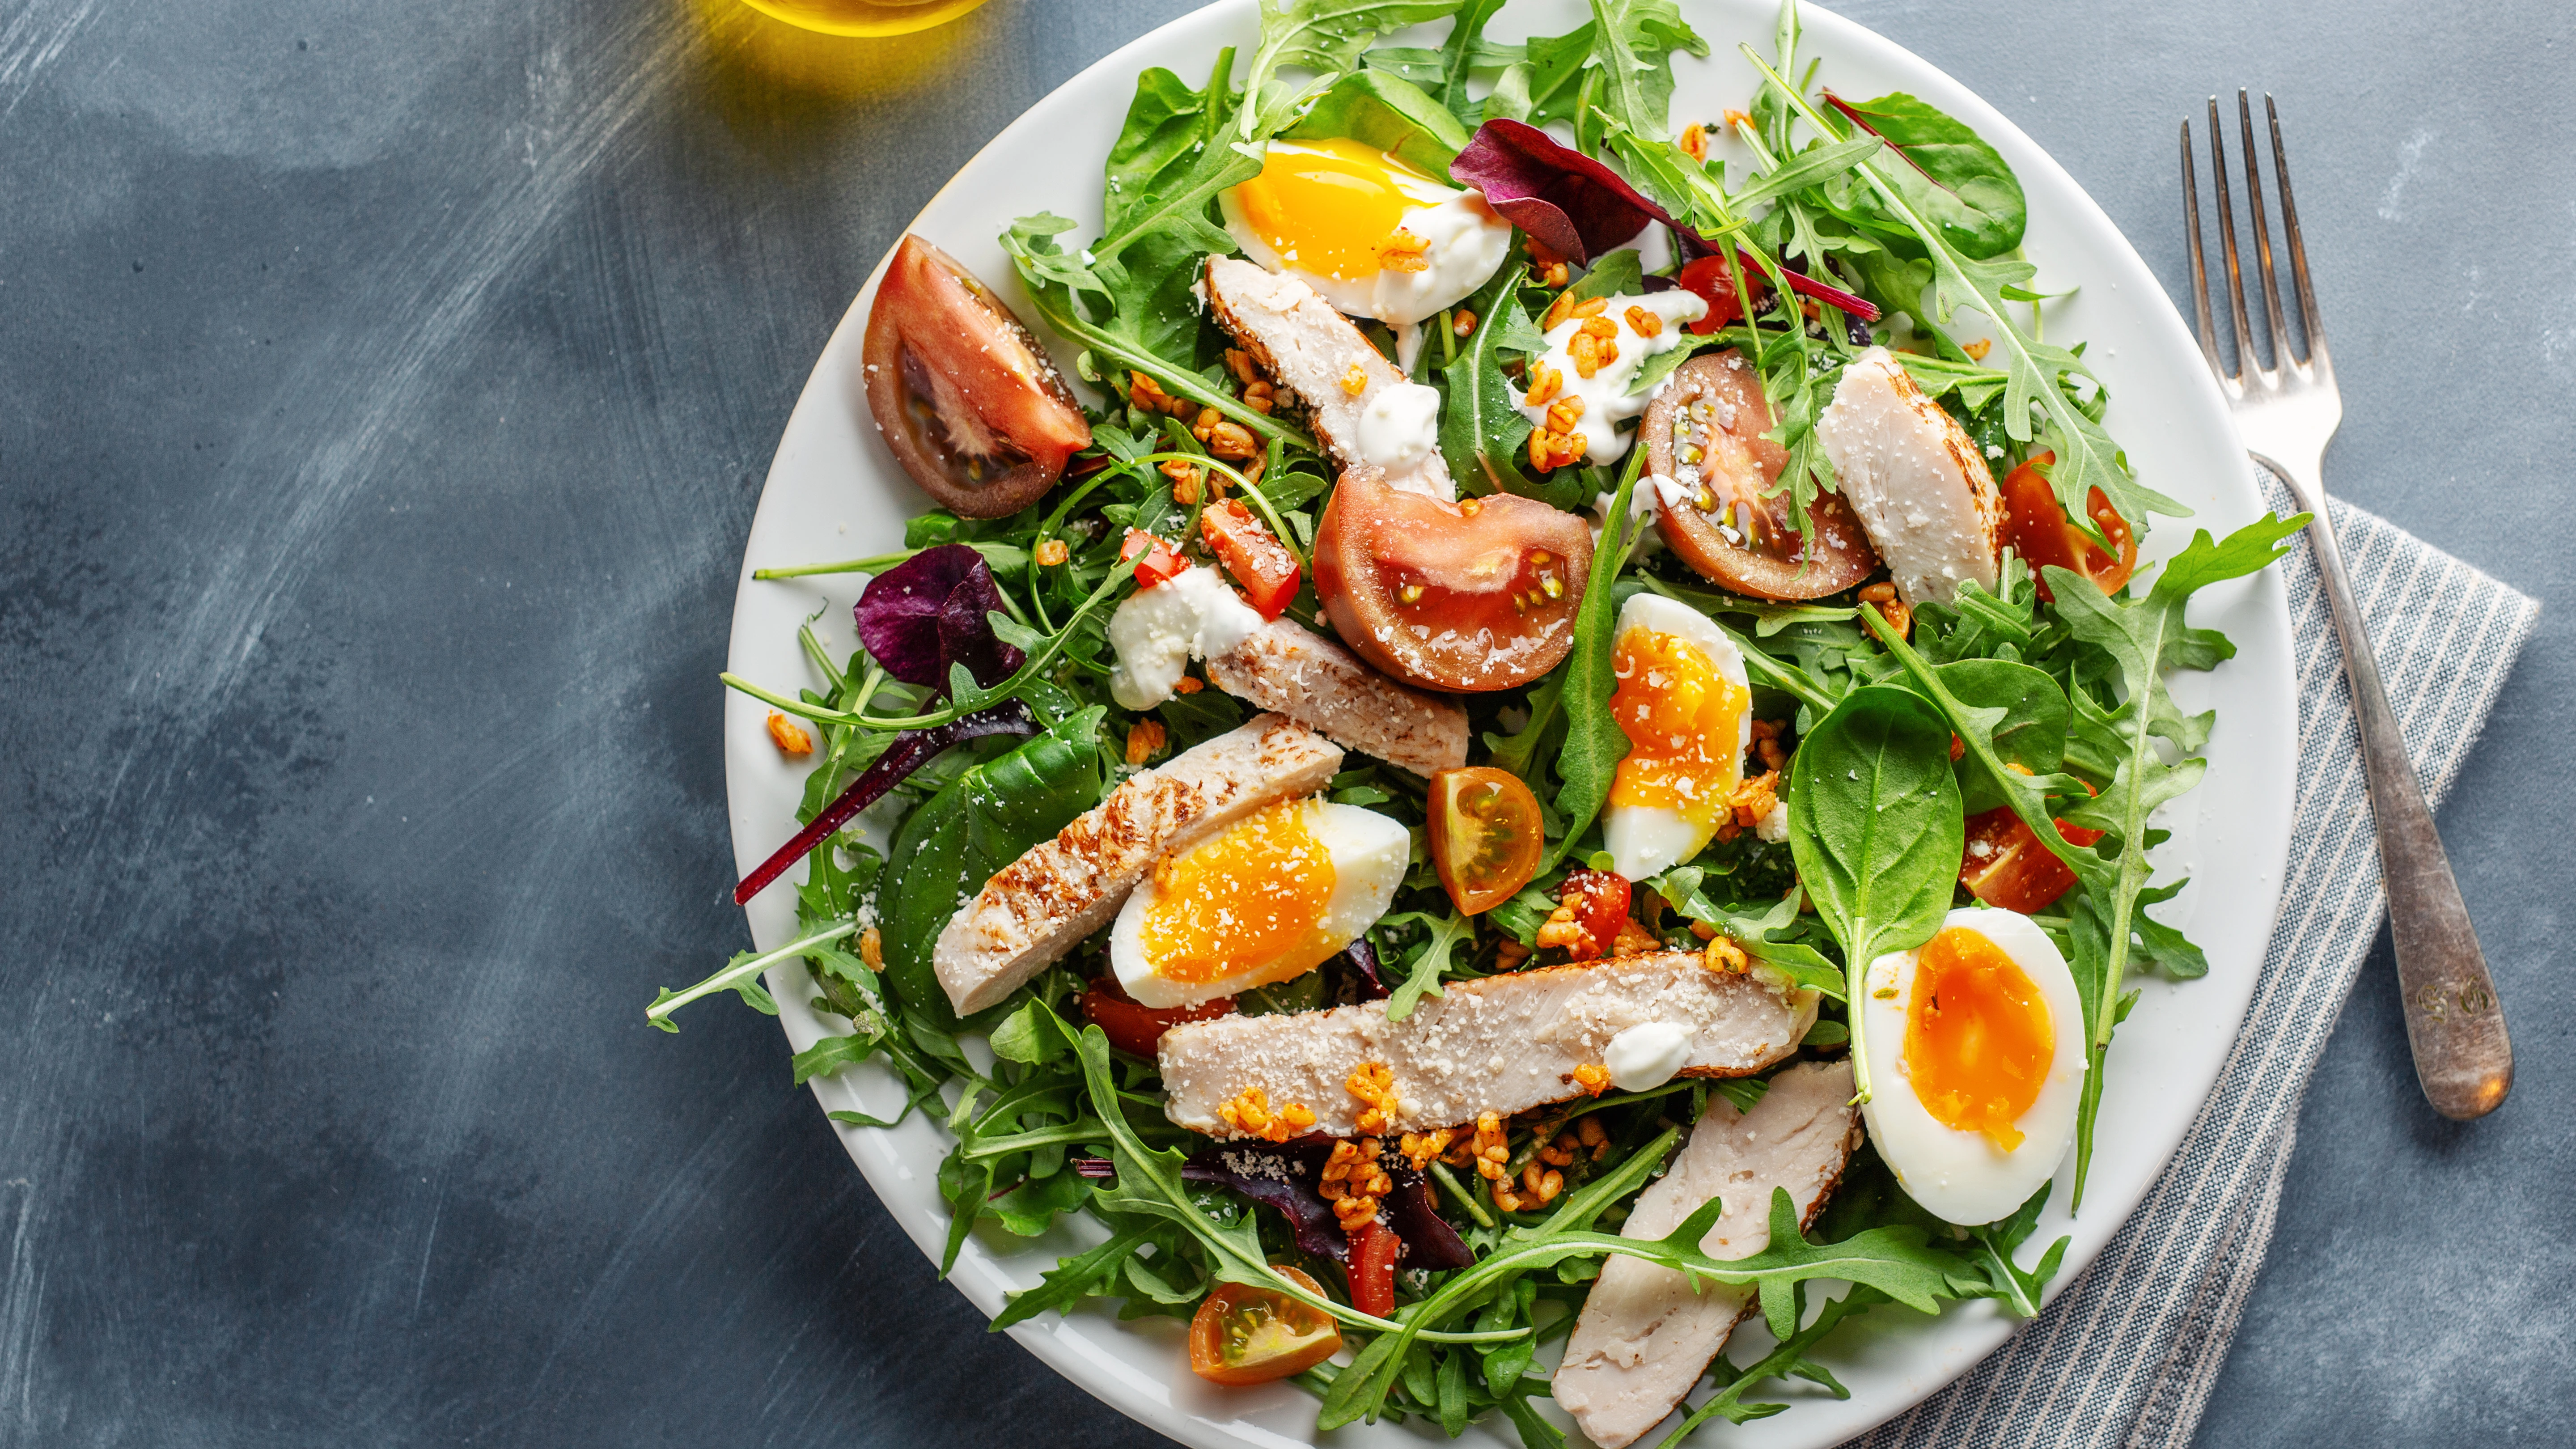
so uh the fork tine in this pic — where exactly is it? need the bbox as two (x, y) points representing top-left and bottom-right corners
(2237, 89), (2292, 369)
(2266, 93), (2328, 365)
(2180, 118), (2222, 375)
(2206, 96), (2257, 379)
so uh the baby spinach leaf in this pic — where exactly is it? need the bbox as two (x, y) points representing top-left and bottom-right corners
(881, 708), (1108, 1029)
(1784, 685), (1962, 1103)
(1822, 92), (2026, 259)
(1286, 69), (1472, 173)
(1938, 657), (2069, 813)
(1102, 58), (1253, 266)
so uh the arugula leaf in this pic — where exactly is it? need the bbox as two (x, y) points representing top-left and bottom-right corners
(1240, 0), (1468, 140)
(1484, 665), (1566, 784)
(1319, 1179), (1966, 1428)
(1784, 685), (1962, 1103)
(1822, 92), (2026, 258)
(1287, 69), (1472, 173)
(991, 1224), (1156, 1330)
(1434, 0), (1511, 122)
(1101, 55), (1254, 269)
(1580, 0), (1708, 142)
(1440, 262), (1559, 503)
(1741, 48), (2183, 548)
(1381, 910), (1477, 1021)
(1652, 871), (1845, 1000)
(879, 709), (1107, 1030)
(1545, 449), (1645, 863)
(1962, 1182), (2070, 1318)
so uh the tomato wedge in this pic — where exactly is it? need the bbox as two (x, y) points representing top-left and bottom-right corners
(1119, 529), (1189, 590)
(1428, 767), (1546, 915)
(1675, 255), (1751, 335)
(862, 234), (1090, 518)
(1999, 451), (2139, 602)
(1558, 869), (1631, 961)
(1188, 1267), (1342, 1386)
(1313, 466), (1594, 691)
(1200, 500), (1302, 619)
(1347, 1221), (1400, 1319)
(1958, 805), (2106, 914)
(1645, 352), (1878, 600)
(1080, 976), (1234, 1059)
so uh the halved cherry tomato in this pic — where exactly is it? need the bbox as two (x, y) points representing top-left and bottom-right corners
(1313, 467), (1594, 691)
(1999, 451), (2139, 602)
(1558, 869), (1632, 962)
(862, 234), (1091, 518)
(1188, 1266), (1342, 1386)
(1645, 351), (1880, 600)
(1958, 805), (2107, 914)
(1428, 767), (1546, 915)
(1119, 528), (1189, 590)
(1199, 500), (1302, 619)
(1080, 976), (1234, 1059)
(1675, 254), (1749, 335)
(1347, 1220), (1401, 1319)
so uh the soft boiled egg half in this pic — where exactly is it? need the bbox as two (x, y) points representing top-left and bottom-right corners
(1220, 138), (1511, 334)
(1110, 798), (1410, 1008)
(1602, 593), (1754, 881)
(1858, 907), (2088, 1225)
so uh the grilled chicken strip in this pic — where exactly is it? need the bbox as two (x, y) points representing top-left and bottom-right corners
(1554, 1059), (1863, 1449)
(1158, 953), (1818, 1138)
(1203, 255), (1455, 500)
(1206, 616), (1467, 778)
(932, 713), (1343, 1014)
(1813, 347), (2001, 607)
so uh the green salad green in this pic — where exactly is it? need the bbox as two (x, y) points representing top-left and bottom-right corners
(652, 2), (2304, 1441)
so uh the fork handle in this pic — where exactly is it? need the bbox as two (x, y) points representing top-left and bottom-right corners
(2259, 450), (2513, 1120)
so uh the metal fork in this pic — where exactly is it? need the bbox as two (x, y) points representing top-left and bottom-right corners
(2182, 92), (2511, 1120)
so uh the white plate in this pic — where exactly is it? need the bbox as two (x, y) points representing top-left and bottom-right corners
(720, 3), (2295, 1445)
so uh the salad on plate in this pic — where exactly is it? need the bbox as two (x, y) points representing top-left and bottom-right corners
(656, 3), (2303, 1444)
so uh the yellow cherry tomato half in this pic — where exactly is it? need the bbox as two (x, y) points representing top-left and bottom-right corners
(1187, 1267), (1342, 1386)
(1428, 767), (1547, 915)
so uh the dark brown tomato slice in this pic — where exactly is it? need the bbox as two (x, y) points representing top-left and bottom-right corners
(863, 234), (1091, 518)
(1645, 351), (1878, 600)
(1312, 466), (1593, 692)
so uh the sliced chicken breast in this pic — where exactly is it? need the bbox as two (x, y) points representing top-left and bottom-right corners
(1204, 255), (1455, 500)
(1158, 952), (1818, 1138)
(1813, 347), (2001, 607)
(932, 714), (1343, 1014)
(1554, 1059), (1862, 1449)
(1205, 616), (1467, 778)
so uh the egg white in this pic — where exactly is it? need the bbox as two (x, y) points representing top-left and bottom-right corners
(1858, 907), (2088, 1226)
(1110, 800), (1410, 1008)
(1601, 592), (1752, 881)
(1218, 147), (1510, 331)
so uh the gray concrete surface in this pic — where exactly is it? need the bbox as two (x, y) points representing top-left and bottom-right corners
(1, 1), (2567, 1445)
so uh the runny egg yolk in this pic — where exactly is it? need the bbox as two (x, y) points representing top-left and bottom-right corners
(1903, 926), (2056, 1152)
(1138, 801), (1339, 987)
(1230, 139), (1439, 283)
(1606, 627), (1748, 827)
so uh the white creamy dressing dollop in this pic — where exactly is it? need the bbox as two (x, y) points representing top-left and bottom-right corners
(1604, 1020), (1695, 1092)
(1512, 291), (1709, 466)
(1105, 566), (1266, 711)
(1357, 381), (1444, 475)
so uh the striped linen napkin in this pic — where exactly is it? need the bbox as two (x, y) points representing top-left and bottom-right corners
(1858, 474), (2540, 1449)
